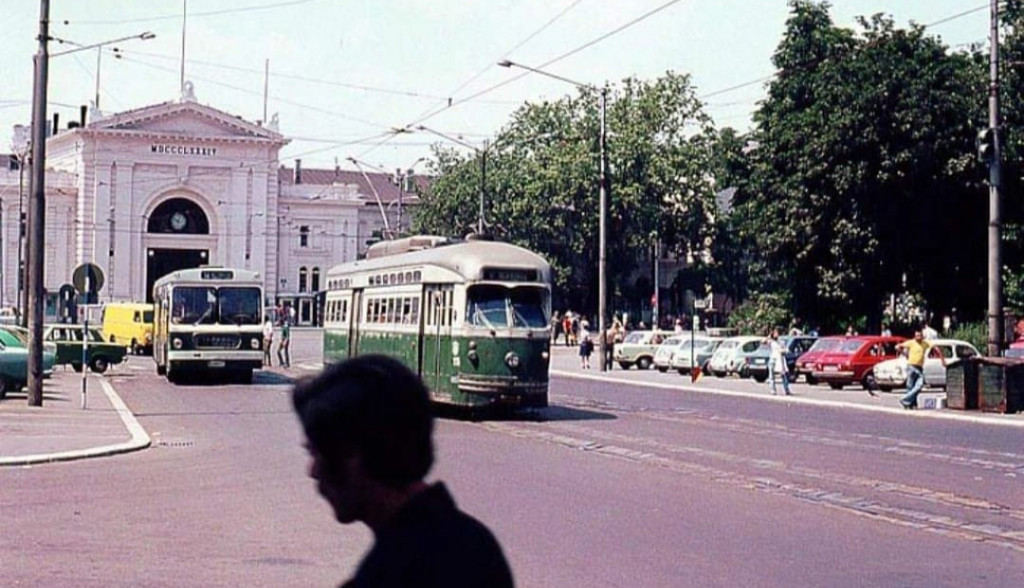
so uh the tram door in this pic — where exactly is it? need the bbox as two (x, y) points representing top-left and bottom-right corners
(421, 285), (453, 396)
(348, 289), (363, 357)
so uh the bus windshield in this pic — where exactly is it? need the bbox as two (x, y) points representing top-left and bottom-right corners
(467, 285), (548, 329)
(171, 286), (262, 325)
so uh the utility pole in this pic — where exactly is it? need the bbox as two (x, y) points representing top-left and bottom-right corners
(987, 0), (1004, 357)
(26, 0), (50, 406)
(478, 140), (488, 235)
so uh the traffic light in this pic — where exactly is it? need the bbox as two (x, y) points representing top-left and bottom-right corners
(977, 127), (995, 163)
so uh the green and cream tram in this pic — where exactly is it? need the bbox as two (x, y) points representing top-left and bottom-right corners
(323, 236), (552, 408)
(152, 267), (265, 383)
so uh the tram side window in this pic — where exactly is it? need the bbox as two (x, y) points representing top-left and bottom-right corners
(341, 300), (348, 323)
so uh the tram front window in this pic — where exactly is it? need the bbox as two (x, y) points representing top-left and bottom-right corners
(467, 286), (548, 329)
(510, 288), (547, 328)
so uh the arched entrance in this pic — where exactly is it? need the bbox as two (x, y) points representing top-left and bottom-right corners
(144, 197), (214, 301)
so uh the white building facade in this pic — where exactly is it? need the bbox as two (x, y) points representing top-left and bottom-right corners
(1, 92), (417, 325)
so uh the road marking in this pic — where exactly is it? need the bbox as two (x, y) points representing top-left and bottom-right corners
(550, 368), (1024, 428)
(483, 420), (1024, 553)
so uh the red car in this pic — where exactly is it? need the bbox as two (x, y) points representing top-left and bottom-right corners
(794, 336), (845, 385)
(810, 336), (905, 390)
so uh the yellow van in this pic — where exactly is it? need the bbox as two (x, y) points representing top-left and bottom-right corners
(102, 302), (155, 355)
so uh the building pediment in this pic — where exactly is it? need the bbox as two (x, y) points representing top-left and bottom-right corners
(87, 100), (286, 144)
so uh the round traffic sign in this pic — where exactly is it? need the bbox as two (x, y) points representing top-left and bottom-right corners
(72, 263), (105, 295)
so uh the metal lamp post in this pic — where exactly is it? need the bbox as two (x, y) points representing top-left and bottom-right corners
(24, 9), (156, 405)
(497, 59), (609, 371)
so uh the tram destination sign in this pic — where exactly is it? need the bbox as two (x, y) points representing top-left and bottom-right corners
(483, 268), (538, 282)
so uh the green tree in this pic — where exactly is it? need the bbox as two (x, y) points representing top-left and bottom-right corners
(414, 72), (718, 315)
(737, 0), (985, 331)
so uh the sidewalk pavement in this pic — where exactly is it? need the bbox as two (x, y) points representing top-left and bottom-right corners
(2, 347), (1021, 467)
(548, 345), (1024, 428)
(0, 370), (150, 467)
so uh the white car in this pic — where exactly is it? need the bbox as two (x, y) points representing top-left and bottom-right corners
(653, 336), (688, 372)
(706, 336), (763, 378)
(669, 337), (723, 374)
(871, 338), (979, 391)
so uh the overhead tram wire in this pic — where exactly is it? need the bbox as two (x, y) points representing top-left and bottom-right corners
(356, 0), (686, 162)
(118, 48), (519, 105)
(115, 53), (394, 131)
(62, 0), (322, 25)
(353, 0), (589, 163)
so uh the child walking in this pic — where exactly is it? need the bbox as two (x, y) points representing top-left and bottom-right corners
(579, 335), (594, 369)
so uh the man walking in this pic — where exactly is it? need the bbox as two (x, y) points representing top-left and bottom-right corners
(277, 318), (291, 368)
(898, 329), (941, 409)
(292, 355), (514, 587)
(766, 328), (791, 396)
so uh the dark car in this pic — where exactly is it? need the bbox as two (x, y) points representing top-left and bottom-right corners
(44, 325), (127, 374)
(746, 336), (818, 383)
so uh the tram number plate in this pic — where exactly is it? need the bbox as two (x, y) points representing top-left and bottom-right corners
(208, 360), (226, 368)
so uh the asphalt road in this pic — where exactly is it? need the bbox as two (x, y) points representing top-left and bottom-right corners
(2, 330), (1022, 587)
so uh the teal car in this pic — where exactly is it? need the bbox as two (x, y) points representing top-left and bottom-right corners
(0, 329), (57, 399)
(44, 325), (128, 374)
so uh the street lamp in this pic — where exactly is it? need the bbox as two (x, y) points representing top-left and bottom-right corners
(497, 59), (610, 371)
(413, 125), (491, 236)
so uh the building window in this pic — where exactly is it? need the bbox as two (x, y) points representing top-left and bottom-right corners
(311, 267), (321, 292)
(299, 225), (310, 248)
(299, 267), (308, 293)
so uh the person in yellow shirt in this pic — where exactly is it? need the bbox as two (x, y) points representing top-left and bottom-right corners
(897, 330), (935, 409)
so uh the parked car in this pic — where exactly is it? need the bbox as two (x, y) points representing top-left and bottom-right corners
(653, 335), (689, 372)
(746, 336), (819, 383)
(707, 336), (764, 378)
(0, 329), (57, 399)
(794, 336), (845, 385)
(810, 336), (905, 390)
(0, 325), (59, 361)
(614, 330), (673, 370)
(670, 336), (723, 375)
(44, 325), (128, 374)
(872, 339), (980, 391)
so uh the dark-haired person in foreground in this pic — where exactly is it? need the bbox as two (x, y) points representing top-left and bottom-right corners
(292, 354), (514, 588)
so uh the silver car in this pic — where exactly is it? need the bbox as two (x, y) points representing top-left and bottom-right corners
(669, 337), (723, 374)
(653, 335), (688, 372)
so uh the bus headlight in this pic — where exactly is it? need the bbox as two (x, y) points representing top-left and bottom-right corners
(250, 338), (260, 350)
(505, 351), (520, 368)
(172, 337), (183, 350)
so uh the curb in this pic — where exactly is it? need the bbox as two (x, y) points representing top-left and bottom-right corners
(0, 377), (151, 467)
(550, 369), (1024, 429)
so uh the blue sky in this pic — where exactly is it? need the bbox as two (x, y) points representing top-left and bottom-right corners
(0, 1), (992, 172)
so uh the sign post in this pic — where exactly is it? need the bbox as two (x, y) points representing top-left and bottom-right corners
(72, 263), (105, 409)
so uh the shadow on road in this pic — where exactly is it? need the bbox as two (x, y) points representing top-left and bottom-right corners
(432, 403), (616, 423)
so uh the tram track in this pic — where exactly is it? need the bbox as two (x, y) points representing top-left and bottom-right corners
(482, 404), (1024, 554)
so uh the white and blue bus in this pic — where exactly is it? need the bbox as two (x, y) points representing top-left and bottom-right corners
(152, 267), (264, 383)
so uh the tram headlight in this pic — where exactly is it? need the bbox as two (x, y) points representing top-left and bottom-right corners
(172, 337), (183, 350)
(504, 351), (520, 369)
(467, 340), (478, 362)
(250, 338), (260, 350)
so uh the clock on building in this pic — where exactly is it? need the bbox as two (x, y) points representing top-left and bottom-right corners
(170, 211), (188, 231)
